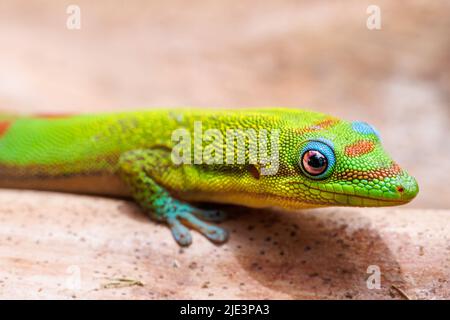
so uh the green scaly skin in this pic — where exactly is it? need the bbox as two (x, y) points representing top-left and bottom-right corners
(0, 108), (419, 246)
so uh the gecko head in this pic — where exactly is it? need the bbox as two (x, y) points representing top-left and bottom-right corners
(277, 119), (419, 208)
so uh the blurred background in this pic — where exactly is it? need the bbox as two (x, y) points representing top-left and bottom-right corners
(0, 0), (448, 208)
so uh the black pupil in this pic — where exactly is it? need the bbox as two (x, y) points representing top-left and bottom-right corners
(308, 153), (326, 168)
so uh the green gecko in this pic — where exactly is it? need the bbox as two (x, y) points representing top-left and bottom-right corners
(0, 108), (418, 246)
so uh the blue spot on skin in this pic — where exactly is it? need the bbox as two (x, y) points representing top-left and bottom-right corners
(352, 121), (381, 140)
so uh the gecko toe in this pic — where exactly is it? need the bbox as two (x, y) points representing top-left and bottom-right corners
(155, 199), (229, 246)
(193, 209), (227, 222)
(202, 225), (229, 243)
(179, 212), (229, 245)
(167, 217), (193, 246)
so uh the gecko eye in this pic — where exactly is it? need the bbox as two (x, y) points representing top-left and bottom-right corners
(299, 141), (335, 179)
(302, 151), (328, 176)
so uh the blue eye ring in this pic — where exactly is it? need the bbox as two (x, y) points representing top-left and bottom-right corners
(299, 140), (336, 180)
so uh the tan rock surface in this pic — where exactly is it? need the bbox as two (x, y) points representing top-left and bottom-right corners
(0, 190), (449, 299)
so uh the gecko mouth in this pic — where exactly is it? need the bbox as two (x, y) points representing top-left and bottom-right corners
(284, 181), (415, 207)
(311, 189), (407, 205)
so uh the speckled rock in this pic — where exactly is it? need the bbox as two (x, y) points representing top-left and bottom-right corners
(0, 190), (448, 299)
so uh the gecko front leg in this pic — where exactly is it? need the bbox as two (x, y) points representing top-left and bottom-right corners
(118, 148), (228, 246)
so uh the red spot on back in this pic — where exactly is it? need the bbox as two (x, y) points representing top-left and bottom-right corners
(296, 117), (340, 135)
(345, 140), (375, 157)
(34, 113), (74, 119)
(0, 121), (11, 137)
(337, 162), (402, 181)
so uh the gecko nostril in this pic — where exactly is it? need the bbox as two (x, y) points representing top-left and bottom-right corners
(396, 186), (405, 193)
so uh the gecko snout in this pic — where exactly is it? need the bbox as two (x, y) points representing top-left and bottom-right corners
(393, 173), (419, 203)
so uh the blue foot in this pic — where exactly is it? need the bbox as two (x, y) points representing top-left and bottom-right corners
(159, 200), (228, 246)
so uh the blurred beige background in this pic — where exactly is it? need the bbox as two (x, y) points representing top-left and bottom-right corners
(0, 0), (449, 210)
